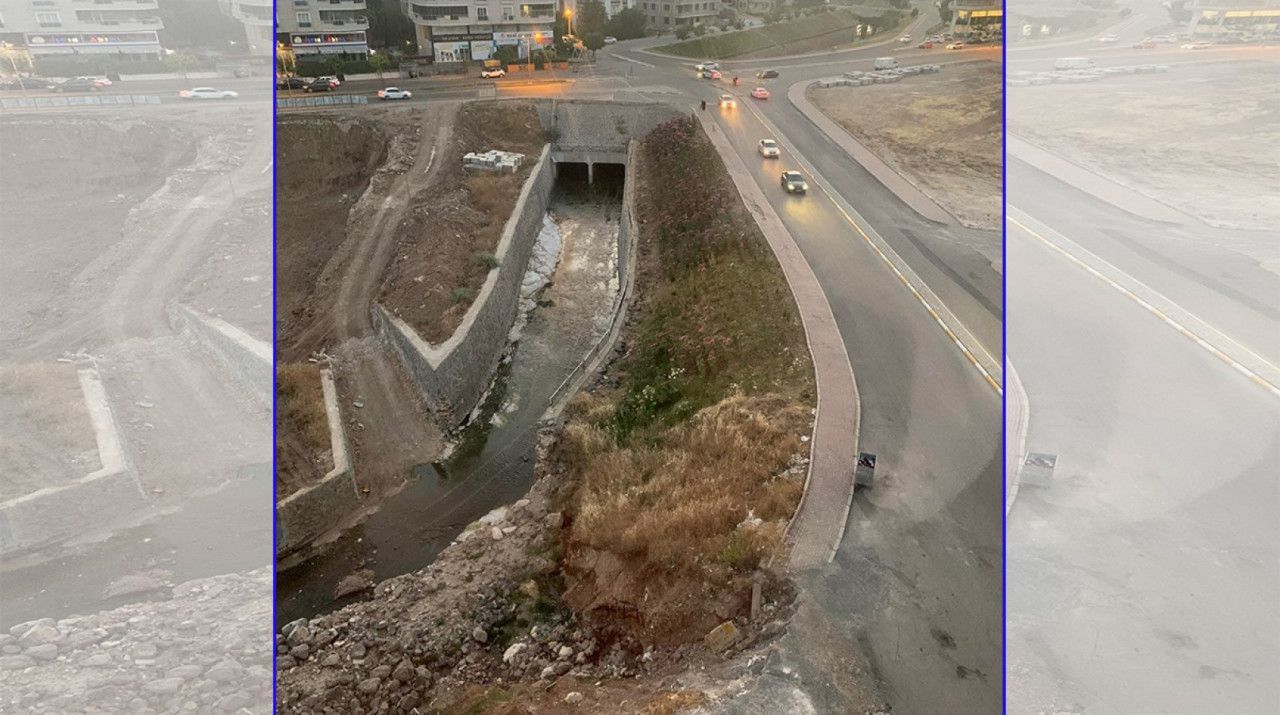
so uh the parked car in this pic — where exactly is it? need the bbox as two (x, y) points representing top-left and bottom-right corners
(277, 77), (308, 90)
(179, 87), (240, 99)
(604, 36), (617, 44)
(918, 40), (935, 49)
(780, 170), (808, 194)
(756, 69), (779, 79)
(719, 93), (736, 108)
(318, 75), (341, 86)
(54, 78), (100, 93)
(0, 76), (55, 91)
(757, 139), (780, 158)
(481, 67), (506, 78)
(377, 87), (412, 100)
(703, 69), (722, 80)
(750, 86), (770, 99)
(946, 41), (966, 49)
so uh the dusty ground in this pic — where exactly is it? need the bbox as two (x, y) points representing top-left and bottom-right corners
(0, 363), (98, 501)
(808, 60), (1002, 229)
(1010, 59), (1280, 230)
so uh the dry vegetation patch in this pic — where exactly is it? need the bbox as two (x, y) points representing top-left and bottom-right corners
(379, 102), (549, 344)
(275, 362), (333, 497)
(0, 363), (100, 501)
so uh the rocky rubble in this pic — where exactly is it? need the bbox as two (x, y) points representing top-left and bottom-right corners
(0, 568), (271, 714)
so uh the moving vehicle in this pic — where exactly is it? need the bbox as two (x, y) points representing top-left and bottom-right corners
(750, 87), (770, 99)
(918, 40), (935, 49)
(76, 76), (111, 88)
(377, 87), (412, 100)
(695, 62), (719, 72)
(946, 41), (966, 49)
(780, 171), (808, 194)
(756, 69), (779, 79)
(179, 87), (240, 99)
(1180, 41), (1213, 49)
(604, 36), (617, 44)
(53, 78), (100, 93)
(719, 94), (736, 108)
(757, 139), (780, 158)
(305, 78), (334, 92)
(898, 35), (911, 43)
(481, 67), (506, 78)
(1053, 56), (1094, 70)
(318, 75), (341, 86)
(277, 77), (308, 90)
(703, 69), (722, 80)
(873, 57), (899, 70)
(1096, 34), (1119, 43)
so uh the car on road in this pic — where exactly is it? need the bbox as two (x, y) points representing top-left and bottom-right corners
(750, 87), (770, 99)
(278, 77), (308, 90)
(377, 87), (412, 100)
(702, 69), (722, 80)
(53, 78), (100, 93)
(179, 87), (240, 99)
(757, 139), (780, 158)
(898, 35), (912, 43)
(76, 76), (112, 88)
(1096, 34), (1119, 43)
(1132, 39), (1158, 48)
(604, 36), (617, 44)
(1180, 41), (1213, 49)
(1150, 34), (1176, 43)
(718, 94), (736, 108)
(756, 69), (779, 79)
(318, 75), (341, 86)
(780, 171), (808, 194)
(0, 76), (55, 91)
(946, 41), (966, 50)
(695, 62), (719, 72)
(481, 67), (506, 78)
(918, 40), (935, 49)
(305, 78), (334, 92)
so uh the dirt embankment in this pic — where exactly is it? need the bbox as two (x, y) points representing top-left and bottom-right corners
(1009, 59), (1280, 230)
(378, 102), (548, 344)
(275, 118), (817, 714)
(0, 364), (99, 501)
(808, 60), (1002, 229)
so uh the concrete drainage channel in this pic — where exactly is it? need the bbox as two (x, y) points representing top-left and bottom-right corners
(276, 103), (672, 621)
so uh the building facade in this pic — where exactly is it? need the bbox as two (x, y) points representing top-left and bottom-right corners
(950, 0), (1003, 38)
(1188, 0), (1280, 35)
(277, 0), (370, 62)
(404, 0), (555, 63)
(638, 0), (718, 31)
(0, 0), (163, 63)
(218, 0), (273, 55)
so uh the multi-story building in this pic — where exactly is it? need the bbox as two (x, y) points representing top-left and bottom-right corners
(218, 0), (273, 55)
(1187, 0), (1280, 35)
(638, 0), (718, 31)
(951, 0), (1003, 38)
(0, 0), (163, 62)
(404, 0), (555, 63)
(277, 0), (370, 62)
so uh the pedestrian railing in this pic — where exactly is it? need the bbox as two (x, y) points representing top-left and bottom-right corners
(276, 94), (369, 109)
(0, 94), (161, 111)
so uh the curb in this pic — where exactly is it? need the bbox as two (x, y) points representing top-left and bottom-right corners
(694, 111), (862, 572)
(639, 15), (925, 65)
(1005, 359), (1030, 515)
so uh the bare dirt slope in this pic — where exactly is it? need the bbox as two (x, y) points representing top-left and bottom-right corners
(808, 60), (1002, 229)
(1010, 59), (1280, 230)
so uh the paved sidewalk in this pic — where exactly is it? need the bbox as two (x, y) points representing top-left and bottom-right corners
(787, 78), (956, 225)
(696, 111), (861, 571)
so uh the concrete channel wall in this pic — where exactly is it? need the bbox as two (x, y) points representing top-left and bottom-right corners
(0, 369), (145, 557)
(377, 144), (556, 429)
(275, 368), (358, 557)
(168, 303), (271, 405)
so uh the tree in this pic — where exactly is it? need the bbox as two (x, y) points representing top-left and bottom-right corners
(577, 0), (608, 56)
(605, 7), (649, 40)
(937, 0), (954, 24)
(693, 23), (708, 37)
(675, 25), (693, 40)
(493, 44), (519, 66)
(370, 52), (391, 84)
(554, 13), (571, 52)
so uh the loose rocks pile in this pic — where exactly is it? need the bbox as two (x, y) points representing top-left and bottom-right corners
(0, 569), (272, 714)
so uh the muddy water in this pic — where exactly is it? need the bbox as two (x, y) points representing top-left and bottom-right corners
(277, 174), (623, 623)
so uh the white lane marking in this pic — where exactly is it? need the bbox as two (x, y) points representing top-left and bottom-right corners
(1009, 211), (1280, 399)
(725, 97), (1003, 395)
(612, 53), (655, 68)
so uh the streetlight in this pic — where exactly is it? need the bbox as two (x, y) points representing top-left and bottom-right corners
(565, 7), (573, 37)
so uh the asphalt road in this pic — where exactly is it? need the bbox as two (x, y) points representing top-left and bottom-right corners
(1005, 201), (1279, 713)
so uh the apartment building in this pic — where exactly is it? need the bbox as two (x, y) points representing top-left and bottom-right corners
(404, 0), (555, 63)
(277, 0), (370, 61)
(0, 0), (163, 61)
(951, 0), (1003, 38)
(1188, 0), (1280, 35)
(637, 0), (719, 31)
(218, 0), (273, 55)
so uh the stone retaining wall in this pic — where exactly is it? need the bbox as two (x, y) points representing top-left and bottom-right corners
(275, 369), (358, 557)
(168, 303), (271, 405)
(376, 145), (555, 429)
(0, 369), (145, 557)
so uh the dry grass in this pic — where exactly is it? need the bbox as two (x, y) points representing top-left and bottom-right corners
(275, 362), (332, 495)
(0, 363), (99, 500)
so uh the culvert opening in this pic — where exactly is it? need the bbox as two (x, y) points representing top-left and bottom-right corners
(554, 161), (626, 201)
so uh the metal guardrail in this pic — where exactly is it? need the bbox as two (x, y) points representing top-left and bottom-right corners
(0, 94), (161, 111)
(276, 94), (369, 109)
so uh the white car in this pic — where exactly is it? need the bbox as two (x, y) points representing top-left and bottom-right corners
(757, 139), (780, 158)
(695, 62), (720, 72)
(318, 75), (341, 86)
(718, 94), (736, 108)
(1096, 34), (1119, 43)
(481, 68), (506, 79)
(377, 87), (412, 100)
(1180, 41), (1213, 49)
(946, 41), (966, 50)
(179, 87), (239, 99)
(898, 35), (911, 43)
(604, 36), (617, 44)
(76, 75), (112, 87)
